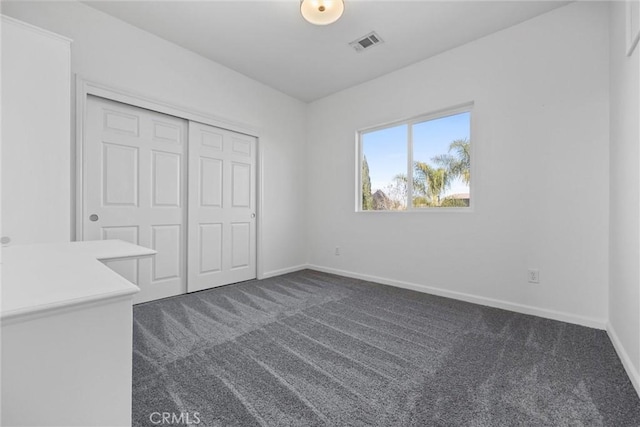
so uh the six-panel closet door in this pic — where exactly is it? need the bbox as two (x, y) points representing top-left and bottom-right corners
(84, 96), (188, 304)
(187, 121), (257, 292)
(83, 96), (257, 303)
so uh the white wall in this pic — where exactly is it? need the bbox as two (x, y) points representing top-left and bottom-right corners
(609, 1), (640, 393)
(1, 1), (308, 276)
(1, 16), (71, 245)
(306, 1), (610, 328)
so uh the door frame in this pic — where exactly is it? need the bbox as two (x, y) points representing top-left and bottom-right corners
(75, 76), (265, 280)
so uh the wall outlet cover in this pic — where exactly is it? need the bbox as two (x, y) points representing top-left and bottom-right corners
(528, 269), (540, 283)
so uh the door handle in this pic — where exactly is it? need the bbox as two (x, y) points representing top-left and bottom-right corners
(251, 213), (256, 218)
(89, 214), (99, 222)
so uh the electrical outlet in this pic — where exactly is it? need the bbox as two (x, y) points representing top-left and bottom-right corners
(334, 246), (340, 256)
(527, 269), (540, 284)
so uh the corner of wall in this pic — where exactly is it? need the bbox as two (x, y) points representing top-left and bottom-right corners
(608, 0), (640, 386)
(607, 322), (640, 398)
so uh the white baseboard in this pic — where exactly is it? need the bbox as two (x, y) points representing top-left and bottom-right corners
(261, 264), (309, 279)
(306, 264), (607, 330)
(607, 323), (640, 398)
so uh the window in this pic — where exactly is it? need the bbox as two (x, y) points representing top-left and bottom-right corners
(359, 104), (472, 211)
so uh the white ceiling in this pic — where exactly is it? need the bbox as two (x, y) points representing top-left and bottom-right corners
(84, 1), (570, 102)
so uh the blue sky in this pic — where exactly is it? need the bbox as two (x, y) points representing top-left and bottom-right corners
(363, 112), (470, 197)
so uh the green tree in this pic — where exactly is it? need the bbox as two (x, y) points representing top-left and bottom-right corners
(432, 138), (470, 185)
(413, 162), (452, 207)
(362, 155), (373, 210)
(385, 138), (470, 209)
(440, 196), (468, 207)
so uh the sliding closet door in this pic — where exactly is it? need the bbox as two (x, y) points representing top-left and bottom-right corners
(188, 122), (257, 292)
(84, 96), (187, 304)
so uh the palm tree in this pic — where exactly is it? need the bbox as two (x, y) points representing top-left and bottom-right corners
(413, 162), (452, 206)
(391, 138), (469, 208)
(432, 138), (470, 185)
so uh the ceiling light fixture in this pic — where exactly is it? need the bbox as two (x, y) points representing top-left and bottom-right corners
(300, 0), (344, 26)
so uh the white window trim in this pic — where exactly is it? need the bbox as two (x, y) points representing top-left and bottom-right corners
(356, 101), (475, 213)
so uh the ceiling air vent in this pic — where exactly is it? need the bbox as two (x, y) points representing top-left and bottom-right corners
(349, 31), (383, 52)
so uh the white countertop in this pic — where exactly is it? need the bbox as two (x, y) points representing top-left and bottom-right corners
(1, 240), (156, 321)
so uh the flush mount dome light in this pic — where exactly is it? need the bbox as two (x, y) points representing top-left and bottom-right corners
(300, 0), (344, 25)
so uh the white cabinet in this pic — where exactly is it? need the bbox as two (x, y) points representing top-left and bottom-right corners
(1, 240), (155, 427)
(1, 16), (72, 245)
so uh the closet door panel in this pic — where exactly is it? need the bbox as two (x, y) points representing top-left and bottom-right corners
(188, 121), (257, 292)
(84, 96), (187, 304)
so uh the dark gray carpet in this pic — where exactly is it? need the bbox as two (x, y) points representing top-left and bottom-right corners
(132, 270), (640, 426)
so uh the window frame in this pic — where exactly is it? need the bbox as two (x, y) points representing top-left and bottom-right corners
(356, 102), (474, 213)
